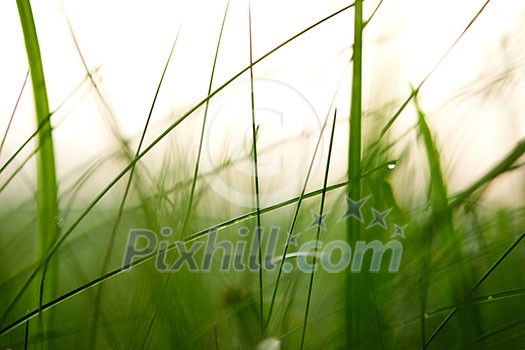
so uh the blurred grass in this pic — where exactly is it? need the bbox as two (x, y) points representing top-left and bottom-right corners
(1, 1), (525, 349)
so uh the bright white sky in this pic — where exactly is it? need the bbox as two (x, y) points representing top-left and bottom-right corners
(1, 0), (524, 206)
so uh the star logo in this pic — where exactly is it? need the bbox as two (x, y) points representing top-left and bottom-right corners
(307, 210), (329, 231)
(392, 224), (407, 239)
(285, 232), (300, 247)
(367, 207), (392, 230)
(339, 195), (370, 223)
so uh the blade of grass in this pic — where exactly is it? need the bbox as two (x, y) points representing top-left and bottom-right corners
(413, 91), (458, 348)
(347, 0), (363, 347)
(265, 63), (350, 333)
(300, 109), (338, 350)
(0, 70), (29, 157)
(364, 0), (495, 173)
(425, 231), (525, 347)
(87, 28), (182, 350)
(16, 0), (59, 346)
(248, 0), (264, 335)
(138, 2), (230, 346)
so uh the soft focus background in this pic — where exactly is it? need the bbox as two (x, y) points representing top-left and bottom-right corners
(1, 0), (525, 349)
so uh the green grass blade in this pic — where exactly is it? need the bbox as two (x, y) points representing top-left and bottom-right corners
(16, 0), (59, 345)
(247, 0), (264, 334)
(265, 69), (349, 332)
(347, 0), (363, 347)
(413, 92), (457, 347)
(413, 92), (449, 214)
(182, 0), (230, 237)
(139, 1), (230, 345)
(87, 28), (182, 350)
(300, 109), (338, 350)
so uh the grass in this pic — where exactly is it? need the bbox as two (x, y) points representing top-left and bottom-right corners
(16, 1), (59, 347)
(247, 0), (264, 334)
(347, 0), (364, 348)
(1, 0), (525, 349)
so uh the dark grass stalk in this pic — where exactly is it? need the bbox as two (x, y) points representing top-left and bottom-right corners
(24, 318), (29, 350)
(347, 0), (363, 347)
(425, 231), (525, 346)
(0, 70), (29, 157)
(16, 0), (59, 346)
(299, 110), (338, 350)
(0, 3), (357, 325)
(247, 0), (264, 334)
(87, 31), (181, 349)
(139, 2), (230, 345)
